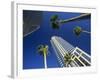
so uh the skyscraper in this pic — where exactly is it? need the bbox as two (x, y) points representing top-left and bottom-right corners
(23, 10), (43, 37)
(51, 36), (91, 67)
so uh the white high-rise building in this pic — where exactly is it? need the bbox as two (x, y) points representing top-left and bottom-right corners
(50, 36), (91, 67)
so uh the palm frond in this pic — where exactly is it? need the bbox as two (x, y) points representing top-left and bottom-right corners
(64, 53), (72, 67)
(50, 15), (58, 22)
(37, 45), (44, 55)
(73, 26), (82, 36)
(52, 22), (59, 29)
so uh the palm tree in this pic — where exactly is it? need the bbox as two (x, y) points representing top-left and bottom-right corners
(64, 53), (73, 67)
(37, 45), (49, 68)
(73, 26), (90, 36)
(50, 15), (60, 29)
(50, 13), (90, 29)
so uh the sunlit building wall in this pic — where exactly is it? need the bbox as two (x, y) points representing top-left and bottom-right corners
(51, 36), (91, 67)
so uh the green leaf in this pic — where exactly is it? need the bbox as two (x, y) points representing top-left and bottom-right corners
(52, 22), (59, 29)
(50, 15), (58, 22)
(73, 26), (82, 36)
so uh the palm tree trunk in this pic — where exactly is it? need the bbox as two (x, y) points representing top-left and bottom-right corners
(82, 30), (91, 34)
(44, 52), (47, 69)
(59, 13), (90, 23)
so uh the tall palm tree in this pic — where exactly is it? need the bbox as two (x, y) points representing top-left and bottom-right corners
(73, 26), (90, 36)
(37, 45), (49, 68)
(64, 53), (73, 67)
(50, 13), (90, 29)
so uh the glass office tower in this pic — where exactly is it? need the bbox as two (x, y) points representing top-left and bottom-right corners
(51, 36), (91, 67)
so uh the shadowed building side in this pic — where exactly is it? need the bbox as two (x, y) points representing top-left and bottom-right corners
(23, 10), (43, 37)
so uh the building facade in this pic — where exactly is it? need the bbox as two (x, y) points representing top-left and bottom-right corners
(51, 36), (91, 67)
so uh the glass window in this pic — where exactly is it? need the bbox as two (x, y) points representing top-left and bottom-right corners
(74, 58), (84, 66)
(79, 57), (90, 66)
